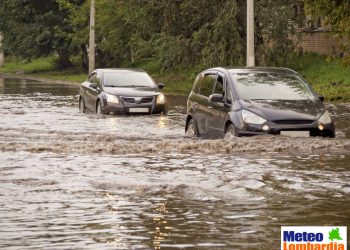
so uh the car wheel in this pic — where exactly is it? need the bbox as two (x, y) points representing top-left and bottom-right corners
(185, 119), (198, 137)
(79, 97), (85, 113)
(225, 124), (237, 139)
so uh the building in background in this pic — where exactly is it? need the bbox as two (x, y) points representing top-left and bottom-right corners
(292, 3), (344, 57)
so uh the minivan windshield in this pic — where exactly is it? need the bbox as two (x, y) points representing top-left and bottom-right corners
(103, 71), (156, 88)
(230, 72), (317, 101)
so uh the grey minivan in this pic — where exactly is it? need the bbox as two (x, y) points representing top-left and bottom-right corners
(185, 67), (335, 138)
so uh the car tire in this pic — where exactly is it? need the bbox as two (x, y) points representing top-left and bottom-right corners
(225, 124), (238, 139)
(185, 118), (199, 138)
(79, 97), (85, 113)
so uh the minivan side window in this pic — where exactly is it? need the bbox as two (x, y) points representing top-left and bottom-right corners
(199, 74), (216, 97)
(192, 74), (203, 94)
(226, 80), (234, 104)
(213, 76), (224, 95)
(88, 73), (96, 83)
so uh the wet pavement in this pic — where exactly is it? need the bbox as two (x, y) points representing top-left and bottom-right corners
(0, 77), (349, 249)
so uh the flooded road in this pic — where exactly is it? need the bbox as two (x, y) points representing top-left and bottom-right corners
(0, 77), (349, 249)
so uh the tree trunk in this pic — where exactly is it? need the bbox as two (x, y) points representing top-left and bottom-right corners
(57, 50), (72, 70)
(81, 44), (88, 71)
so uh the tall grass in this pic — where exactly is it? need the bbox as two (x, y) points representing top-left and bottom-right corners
(1, 53), (350, 100)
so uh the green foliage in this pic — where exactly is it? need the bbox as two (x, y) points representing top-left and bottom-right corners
(0, 0), (75, 68)
(256, 0), (297, 66)
(2, 53), (350, 100)
(0, 0), (300, 70)
(0, 57), (56, 74)
(288, 53), (350, 101)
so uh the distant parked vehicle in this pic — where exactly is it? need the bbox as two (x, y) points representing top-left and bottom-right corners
(185, 67), (335, 138)
(79, 69), (167, 115)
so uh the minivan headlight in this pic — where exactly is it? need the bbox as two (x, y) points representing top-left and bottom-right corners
(156, 94), (165, 104)
(242, 110), (267, 124)
(105, 93), (119, 104)
(318, 110), (332, 124)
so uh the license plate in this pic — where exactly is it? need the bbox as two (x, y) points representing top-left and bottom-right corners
(280, 131), (310, 137)
(129, 108), (149, 113)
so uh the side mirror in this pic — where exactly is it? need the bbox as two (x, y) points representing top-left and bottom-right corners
(90, 83), (98, 89)
(209, 93), (224, 103)
(318, 95), (325, 102)
(158, 83), (165, 89)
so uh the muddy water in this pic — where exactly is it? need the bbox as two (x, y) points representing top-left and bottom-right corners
(0, 77), (349, 249)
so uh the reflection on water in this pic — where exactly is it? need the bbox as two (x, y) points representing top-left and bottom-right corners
(0, 77), (350, 249)
(0, 152), (349, 249)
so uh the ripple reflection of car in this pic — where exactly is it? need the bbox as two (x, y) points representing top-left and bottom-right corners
(79, 68), (167, 115)
(185, 67), (335, 138)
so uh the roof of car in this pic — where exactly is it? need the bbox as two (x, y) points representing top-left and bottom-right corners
(207, 67), (298, 75)
(95, 68), (146, 73)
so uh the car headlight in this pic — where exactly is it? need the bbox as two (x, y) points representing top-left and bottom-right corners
(105, 93), (119, 104)
(318, 110), (332, 124)
(156, 94), (165, 105)
(242, 110), (267, 124)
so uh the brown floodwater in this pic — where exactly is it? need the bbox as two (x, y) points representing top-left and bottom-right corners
(0, 77), (349, 249)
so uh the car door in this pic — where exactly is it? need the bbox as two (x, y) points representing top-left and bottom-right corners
(196, 73), (217, 136)
(207, 74), (227, 137)
(85, 72), (102, 111)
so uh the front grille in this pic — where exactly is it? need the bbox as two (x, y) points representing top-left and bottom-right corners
(121, 96), (154, 104)
(121, 97), (135, 103)
(141, 97), (154, 103)
(272, 119), (314, 125)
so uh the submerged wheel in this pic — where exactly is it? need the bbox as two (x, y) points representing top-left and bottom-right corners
(79, 97), (85, 113)
(224, 124), (238, 139)
(185, 119), (198, 137)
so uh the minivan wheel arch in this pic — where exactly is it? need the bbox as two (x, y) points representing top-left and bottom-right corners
(224, 121), (233, 133)
(96, 99), (102, 113)
(185, 115), (193, 131)
(185, 114), (199, 135)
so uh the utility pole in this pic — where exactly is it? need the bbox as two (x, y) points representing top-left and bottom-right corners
(88, 0), (95, 74)
(247, 0), (255, 67)
(0, 33), (4, 67)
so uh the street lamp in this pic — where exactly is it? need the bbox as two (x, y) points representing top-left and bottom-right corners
(247, 0), (255, 67)
(89, 0), (95, 74)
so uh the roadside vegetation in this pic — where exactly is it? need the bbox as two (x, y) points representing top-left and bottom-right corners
(1, 53), (350, 100)
(1, 1), (350, 99)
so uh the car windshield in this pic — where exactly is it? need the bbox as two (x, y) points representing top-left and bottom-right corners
(103, 71), (156, 88)
(231, 72), (317, 101)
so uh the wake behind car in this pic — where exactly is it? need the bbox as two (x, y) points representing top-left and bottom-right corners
(185, 67), (335, 138)
(79, 68), (167, 115)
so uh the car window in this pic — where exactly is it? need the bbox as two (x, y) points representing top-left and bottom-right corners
(199, 74), (216, 97)
(94, 76), (102, 86)
(226, 81), (234, 104)
(231, 72), (317, 101)
(213, 76), (224, 94)
(192, 74), (203, 94)
(88, 73), (96, 83)
(103, 71), (156, 87)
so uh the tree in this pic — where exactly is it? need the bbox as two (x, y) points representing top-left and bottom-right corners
(0, 0), (300, 70)
(0, 0), (74, 68)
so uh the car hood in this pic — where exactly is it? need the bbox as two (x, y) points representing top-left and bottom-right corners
(103, 86), (161, 97)
(239, 99), (325, 121)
